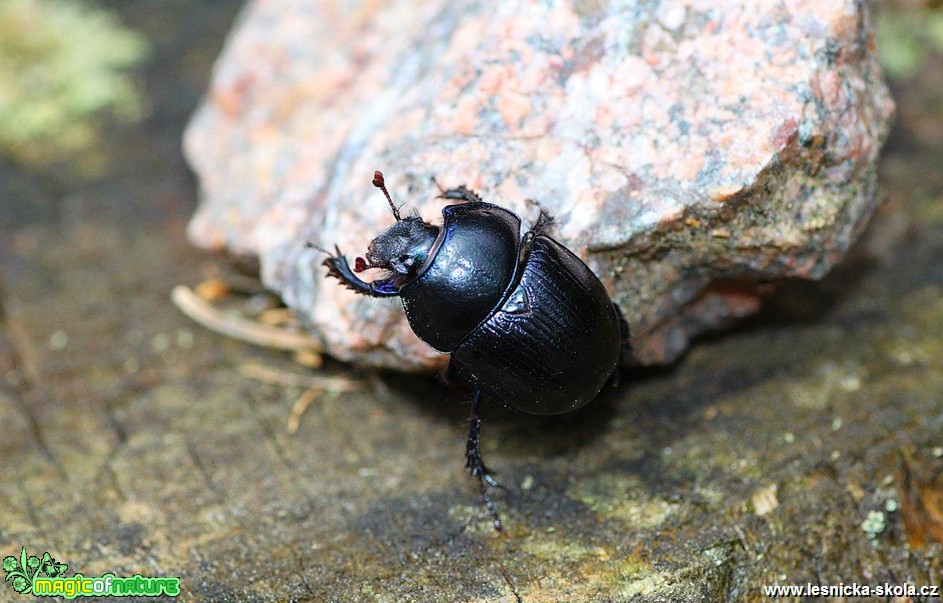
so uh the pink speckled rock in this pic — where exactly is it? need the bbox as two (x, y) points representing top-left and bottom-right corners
(184, 0), (893, 370)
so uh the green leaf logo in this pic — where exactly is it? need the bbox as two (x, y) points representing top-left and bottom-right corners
(39, 552), (67, 578)
(2, 546), (66, 595)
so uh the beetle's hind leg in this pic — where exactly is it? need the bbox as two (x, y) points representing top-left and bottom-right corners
(465, 390), (506, 531)
(608, 305), (632, 387)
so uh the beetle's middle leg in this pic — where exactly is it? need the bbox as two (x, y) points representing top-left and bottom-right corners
(529, 206), (554, 237)
(519, 204), (555, 262)
(431, 176), (483, 205)
(465, 389), (505, 531)
(522, 197), (555, 237)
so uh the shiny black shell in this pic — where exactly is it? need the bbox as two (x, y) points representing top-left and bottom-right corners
(400, 202), (621, 415)
(400, 202), (520, 352)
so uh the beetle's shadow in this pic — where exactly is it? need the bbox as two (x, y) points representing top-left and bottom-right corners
(369, 240), (886, 466)
(730, 253), (877, 332)
(375, 366), (657, 461)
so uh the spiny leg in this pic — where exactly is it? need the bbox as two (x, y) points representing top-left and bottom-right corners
(321, 246), (401, 297)
(465, 390), (505, 531)
(520, 202), (554, 263)
(431, 176), (484, 204)
(531, 207), (554, 236)
(524, 198), (554, 236)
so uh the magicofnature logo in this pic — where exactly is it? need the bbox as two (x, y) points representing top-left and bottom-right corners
(3, 547), (180, 598)
(2, 548), (66, 594)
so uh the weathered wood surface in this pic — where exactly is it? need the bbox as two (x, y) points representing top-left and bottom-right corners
(1, 3), (941, 602)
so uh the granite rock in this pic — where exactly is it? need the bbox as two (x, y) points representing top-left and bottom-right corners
(184, 0), (894, 370)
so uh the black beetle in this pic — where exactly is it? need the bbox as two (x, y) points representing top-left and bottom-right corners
(323, 171), (628, 529)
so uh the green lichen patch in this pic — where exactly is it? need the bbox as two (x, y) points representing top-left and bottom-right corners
(568, 474), (680, 528)
(0, 0), (147, 166)
(781, 361), (865, 410)
(513, 533), (676, 601)
(876, 7), (943, 80)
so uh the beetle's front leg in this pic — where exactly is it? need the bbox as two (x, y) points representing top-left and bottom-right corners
(465, 390), (506, 531)
(322, 246), (401, 298)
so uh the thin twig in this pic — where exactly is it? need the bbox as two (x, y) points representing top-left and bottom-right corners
(171, 285), (323, 352)
(239, 363), (364, 392)
(286, 387), (323, 434)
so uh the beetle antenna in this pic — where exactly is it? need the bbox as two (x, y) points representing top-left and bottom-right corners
(304, 241), (329, 254)
(372, 171), (401, 221)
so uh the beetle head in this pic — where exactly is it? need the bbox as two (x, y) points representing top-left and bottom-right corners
(364, 217), (439, 277)
(353, 171), (439, 278)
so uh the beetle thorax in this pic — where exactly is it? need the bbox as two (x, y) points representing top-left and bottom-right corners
(365, 217), (440, 278)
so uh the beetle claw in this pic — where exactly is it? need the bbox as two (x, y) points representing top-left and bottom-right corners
(482, 472), (506, 491)
(323, 250), (401, 298)
(321, 254), (348, 282)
